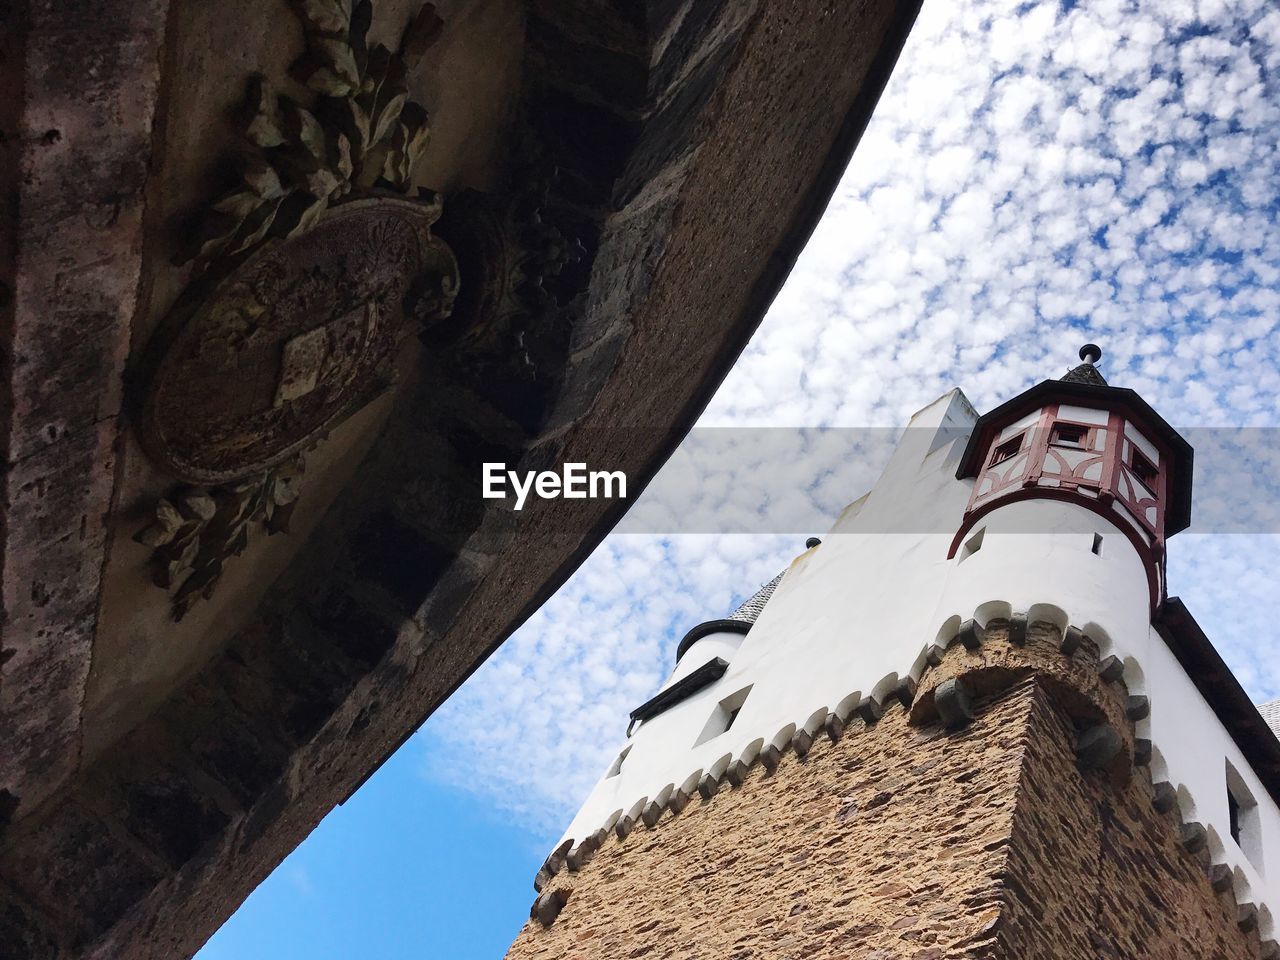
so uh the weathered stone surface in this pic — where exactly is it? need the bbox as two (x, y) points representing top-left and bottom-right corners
(509, 679), (1040, 959)
(957, 618), (985, 651)
(1060, 625), (1084, 655)
(824, 711), (845, 743)
(0, 0), (925, 954)
(723, 760), (748, 788)
(1126, 695), (1150, 721)
(697, 774), (719, 801)
(534, 889), (569, 928)
(996, 682), (1256, 959)
(935, 678), (975, 729)
(791, 728), (814, 759)
(759, 744), (781, 775)
(509, 634), (1260, 960)
(1133, 738), (1153, 767)
(1181, 822), (1208, 854)
(1, 0), (167, 823)
(1076, 724), (1123, 771)
(1237, 903), (1257, 934)
(1209, 863), (1234, 893)
(894, 675), (918, 708)
(1008, 611), (1028, 646)
(856, 695), (884, 725)
(1098, 654), (1125, 683)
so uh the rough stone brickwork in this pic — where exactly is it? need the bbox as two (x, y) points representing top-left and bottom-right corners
(1001, 684), (1264, 958)
(508, 626), (1265, 959)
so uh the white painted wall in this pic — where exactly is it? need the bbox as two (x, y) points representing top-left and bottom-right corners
(559, 387), (1280, 930)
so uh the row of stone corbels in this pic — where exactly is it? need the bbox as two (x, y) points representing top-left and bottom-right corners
(526, 672), (924, 927)
(923, 613), (1279, 959)
(529, 610), (1277, 951)
(526, 614), (1095, 928)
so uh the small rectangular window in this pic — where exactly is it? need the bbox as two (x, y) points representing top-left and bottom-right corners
(694, 685), (752, 746)
(1226, 761), (1263, 871)
(1050, 422), (1088, 448)
(1091, 533), (1104, 556)
(606, 745), (631, 778)
(959, 528), (985, 562)
(1130, 448), (1158, 491)
(990, 435), (1023, 466)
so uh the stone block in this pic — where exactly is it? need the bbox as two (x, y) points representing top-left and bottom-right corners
(1098, 655), (1124, 683)
(697, 774), (719, 800)
(824, 712), (844, 744)
(791, 729), (814, 759)
(1076, 724), (1122, 771)
(723, 760), (747, 788)
(1180, 822), (1208, 854)
(894, 676), (918, 708)
(1238, 903), (1258, 934)
(1008, 612), (1028, 645)
(641, 800), (663, 828)
(1060, 625), (1084, 655)
(534, 889), (570, 928)
(1126, 695), (1150, 721)
(857, 696), (883, 725)
(934, 678), (974, 729)
(1133, 739), (1152, 767)
(1209, 863), (1233, 894)
(1152, 781), (1178, 814)
(759, 744), (781, 774)
(957, 618), (985, 651)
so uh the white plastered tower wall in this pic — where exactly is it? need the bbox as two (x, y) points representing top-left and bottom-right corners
(558, 379), (1280, 933)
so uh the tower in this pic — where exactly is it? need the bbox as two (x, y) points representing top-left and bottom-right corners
(507, 348), (1280, 959)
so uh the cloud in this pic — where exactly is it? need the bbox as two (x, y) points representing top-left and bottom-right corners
(420, 0), (1280, 832)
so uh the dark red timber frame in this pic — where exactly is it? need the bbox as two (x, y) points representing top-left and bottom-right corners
(949, 401), (1175, 615)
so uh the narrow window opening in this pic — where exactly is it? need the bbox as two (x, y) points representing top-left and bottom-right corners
(694, 685), (752, 746)
(990, 435), (1023, 466)
(959, 528), (985, 562)
(1226, 761), (1264, 871)
(606, 745), (631, 778)
(1050, 422), (1088, 448)
(1091, 533), (1104, 556)
(1130, 448), (1158, 491)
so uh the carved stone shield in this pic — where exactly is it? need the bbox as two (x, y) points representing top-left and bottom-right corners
(141, 196), (458, 483)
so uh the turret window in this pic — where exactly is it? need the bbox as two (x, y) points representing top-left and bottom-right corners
(1130, 448), (1158, 491)
(1049, 422), (1089, 449)
(990, 435), (1023, 466)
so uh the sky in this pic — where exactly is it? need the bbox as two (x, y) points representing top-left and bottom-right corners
(198, 0), (1280, 956)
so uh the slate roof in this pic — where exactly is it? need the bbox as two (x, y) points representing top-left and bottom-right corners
(727, 571), (784, 624)
(1061, 360), (1109, 386)
(1258, 698), (1280, 740)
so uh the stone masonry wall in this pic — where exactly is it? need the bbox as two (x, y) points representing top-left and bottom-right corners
(999, 682), (1263, 958)
(508, 626), (1268, 960)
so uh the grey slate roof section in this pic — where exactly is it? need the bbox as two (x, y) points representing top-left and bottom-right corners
(1061, 361), (1109, 387)
(1258, 698), (1280, 740)
(728, 571), (784, 624)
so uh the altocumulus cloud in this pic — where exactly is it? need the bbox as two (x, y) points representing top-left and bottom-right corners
(421, 0), (1280, 833)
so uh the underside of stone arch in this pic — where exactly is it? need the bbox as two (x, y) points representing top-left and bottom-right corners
(0, 0), (922, 955)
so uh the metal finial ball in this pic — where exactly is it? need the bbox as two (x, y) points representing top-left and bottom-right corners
(805, 537), (822, 549)
(1079, 343), (1102, 364)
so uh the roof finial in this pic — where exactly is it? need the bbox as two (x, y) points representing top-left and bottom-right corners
(1061, 343), (1108, 386)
